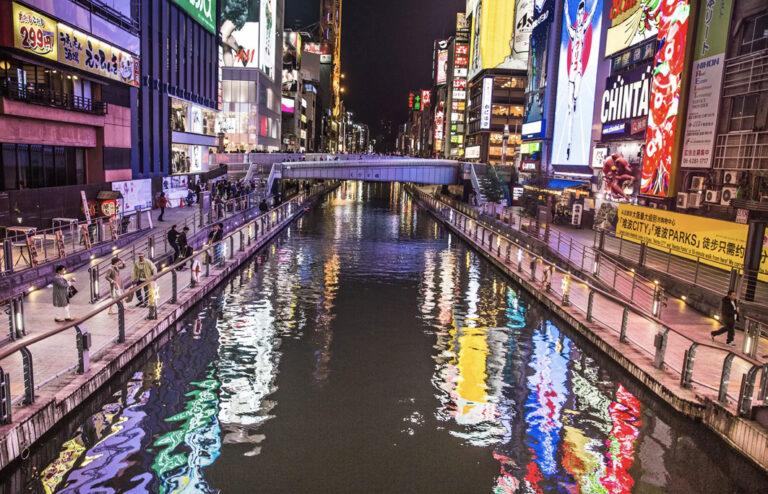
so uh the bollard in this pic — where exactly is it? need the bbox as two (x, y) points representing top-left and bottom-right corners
(0, 367), (11, 424)
(680, 343), (698, 388)
(147, 283), (158, 320)
(171, 270), (178, 304)
(653, 327), (668, 369)
(586, 290), (595, 321)
(592, 252), (600, 276)
(652, 285), (664, 317)
(561, 274), (571, 306)
(89, 267), (99, 303)
(530, 258), (537, 282)
(76, 325), (91, 374)
(240, 231), (245, 252)
(117, 301), (125, 343)
(619, 307), (629, 343)
(20, 347), (34, 405)
(8, 295), (24, 340)
(718, 353), (735, 404)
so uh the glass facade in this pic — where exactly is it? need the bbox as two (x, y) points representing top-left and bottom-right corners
(1, 143), (85, 190)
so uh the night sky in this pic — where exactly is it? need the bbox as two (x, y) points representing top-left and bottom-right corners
(286, 0), (466, 133)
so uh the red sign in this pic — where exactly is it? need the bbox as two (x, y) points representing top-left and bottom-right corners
(421, 90), (431, 107)
(408, 92), (414, 109)
(453, 79), (467, 90)
(455, 56), (468, 67)
(456, 45), (469, 56)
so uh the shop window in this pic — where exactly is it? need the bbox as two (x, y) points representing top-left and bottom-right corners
(2, 144), (17, 190)
(740, 13), (768, 56)
(0, 144), (86, 190)
(43, 146), (55, 188)
(54, 147), (67, 185)
(17, 145), (29, 189)
(729, 94), (758, 132)
(29, 145), (43, 188)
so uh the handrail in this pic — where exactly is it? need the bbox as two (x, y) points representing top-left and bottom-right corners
(468, 163), (485, 205)
(409, 186), (765, 410)
(0, 185), (334, 364)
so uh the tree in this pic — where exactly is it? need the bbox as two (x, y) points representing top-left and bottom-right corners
(484, 166), (507, 204)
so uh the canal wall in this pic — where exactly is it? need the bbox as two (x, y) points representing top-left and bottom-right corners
(0, 185), (337, 472)
(407, 186), (768, 472)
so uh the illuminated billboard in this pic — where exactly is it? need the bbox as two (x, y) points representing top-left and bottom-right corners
(260, 0), (276, 80)
(640, 0), (691, 197)
(604, 0), (660, 57)
(173, 0), (216, 34)
(437, 50), (449, 85)
(469, 0), (533, 81)
(523, 0), (555, 137)
(551, 0), (603, 166)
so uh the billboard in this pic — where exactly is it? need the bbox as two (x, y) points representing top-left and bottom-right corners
(304, 42), (332, 64)
(616, 204), (768, 280)
(640, 0), (691, 197)
(599, 62), (651, 139)
(437, 50), (449, 85)
(681, 0), (733, 169)
(551, 0), (603, 166)
(173, 0), (216, 34)
(12, 2), (57, 61)
(260, 0), (276, 80)
(523, 0), (555, 134)
(469, 0), (533, 81)
(604, 0), (660, 57)
(480, 77), (493, 129)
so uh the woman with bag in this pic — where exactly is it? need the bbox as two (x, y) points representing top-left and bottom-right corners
(105, 257), (126, 314)
(157, 192), (169, 222)
(53, 265), (76, 323)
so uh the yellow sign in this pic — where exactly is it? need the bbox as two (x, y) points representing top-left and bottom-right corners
(12, 2), (57, 61)
(57, 24), (140, 87)
(616, 204), (768, 280)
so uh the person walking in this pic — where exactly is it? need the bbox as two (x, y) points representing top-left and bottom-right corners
(131, 251), (157, 307)
(711, 290), (739, 347)
(157, 192), (169, 222)
(259, 198), (268, 213)
(542, 265), (554, 292)
(53, 265), (75, 322)
(167, 224), (180, 263)
(177, 226), (191, 270)
(105, 257), (125, 314)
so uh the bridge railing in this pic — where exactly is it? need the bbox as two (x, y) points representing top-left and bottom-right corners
(409, 186), (768, 419)
(0, 184), (337, 425)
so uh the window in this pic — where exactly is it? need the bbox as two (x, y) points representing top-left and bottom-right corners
(0, 143), (86, 190)
(729, 94), (758, 132)
(740, 13), (768, 55)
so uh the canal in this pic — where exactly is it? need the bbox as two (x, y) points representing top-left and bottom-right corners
(3, 182), (766, 493)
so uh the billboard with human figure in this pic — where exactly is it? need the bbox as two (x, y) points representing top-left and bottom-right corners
(552, 0), (603, 166)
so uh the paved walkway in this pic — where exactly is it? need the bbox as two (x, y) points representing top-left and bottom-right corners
(421, 190), (767, 413)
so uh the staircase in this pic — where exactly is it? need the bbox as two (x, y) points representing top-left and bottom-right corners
(469, 163), (488, 205)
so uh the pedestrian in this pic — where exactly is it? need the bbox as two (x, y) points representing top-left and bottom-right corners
(53, 265), (75, 322)
(259, 198), (268, 213)
(168, 224), (180, 263)
(177, 226), (191, 270)
(131, 251), (157, 307)
(542, 265), (554, 292)
(105, 257), (125, 314)
(157, 192), (169, 221)
(711, 290), (739, 347)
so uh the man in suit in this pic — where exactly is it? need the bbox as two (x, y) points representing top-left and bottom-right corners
(711, 290), (739, 347)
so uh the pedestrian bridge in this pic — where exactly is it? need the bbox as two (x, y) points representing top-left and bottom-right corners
(270, 159), (465, 187)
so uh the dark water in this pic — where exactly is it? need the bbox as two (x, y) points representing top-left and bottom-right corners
(4, 182), (767, 493)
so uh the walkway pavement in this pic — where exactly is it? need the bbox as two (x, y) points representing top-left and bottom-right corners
(419, 190), (767, 414)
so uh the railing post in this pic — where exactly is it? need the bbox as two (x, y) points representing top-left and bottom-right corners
(738, 367), (759, 417)
(75, 324), (91, 374)
(8, 295), (25, 340)
(561, 274), (571, 306)
(171, 270), (178, 304)
(240, 231), (245, 252)
(653, 327), (669, 370)
(693, 258), (700, 284)
(718, 353), (735, 404)
(3, 241), (14, 274)
(593, 252), (601, 276)
(20, 347), (34, 405)
(117, 301), (125, 343)
(758, 365), (768, 404)
(638, 242), (647, 266)
(0, 367), (11, 424)
(230, 236), (235, 259)
(586, 290), (595, 321)
(653, 285), (664, 317)
(680, 343), (698, 388)
(619, 307), (629, 343)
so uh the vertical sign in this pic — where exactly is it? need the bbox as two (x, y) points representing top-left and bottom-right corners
(480, 77), (493, 130)
(681, 0), (734, 169)
(81, 191), (91, 224)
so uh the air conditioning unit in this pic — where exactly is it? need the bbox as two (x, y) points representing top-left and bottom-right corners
(688, 192), (703, 208)
(690, 176), (705, 191)
(723, 171), (742, 185)
(676, 192), (689, 209)
(721, 186), (738, 206)
(705, 189), (721, 203)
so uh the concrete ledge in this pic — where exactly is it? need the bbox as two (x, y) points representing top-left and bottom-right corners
(0, 188), (333, 471)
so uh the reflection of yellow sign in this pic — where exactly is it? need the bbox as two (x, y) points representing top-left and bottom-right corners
(12, 2), (57, 61)
(616, 204), (768, 279)
(57, 24), (140, 87)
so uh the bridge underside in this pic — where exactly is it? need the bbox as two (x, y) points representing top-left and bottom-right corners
(280, 164), (461, 185)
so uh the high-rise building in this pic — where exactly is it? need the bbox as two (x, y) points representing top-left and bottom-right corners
(319, 0), (342, 151)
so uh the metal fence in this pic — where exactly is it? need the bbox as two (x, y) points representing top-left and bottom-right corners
(0, 184), (335, 424)
(412, 187), (768, 419)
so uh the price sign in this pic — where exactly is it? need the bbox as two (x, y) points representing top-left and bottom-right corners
(12, 3), (58, 61)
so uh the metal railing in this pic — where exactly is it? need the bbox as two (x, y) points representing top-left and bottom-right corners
(411, 187), (768, 418)
(0, 184), (336, 424)
(0, 81), (108, 115)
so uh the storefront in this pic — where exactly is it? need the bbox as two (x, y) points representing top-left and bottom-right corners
(170, 97), (217, 176)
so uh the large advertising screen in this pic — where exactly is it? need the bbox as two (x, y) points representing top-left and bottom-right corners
(260, 0), (276, 80)
(551, 0), (603, 166)
(523, 0), (555, 133)
(599, 62), (651, 139)
(604, 0), (659, 57)
(640, 0), (691, 197)
(681, 0), (733, 169)
(436, 50), (449, 85)
(469, 0), (533, 81)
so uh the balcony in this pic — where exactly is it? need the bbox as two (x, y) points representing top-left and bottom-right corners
(0, 81), (108, 116)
